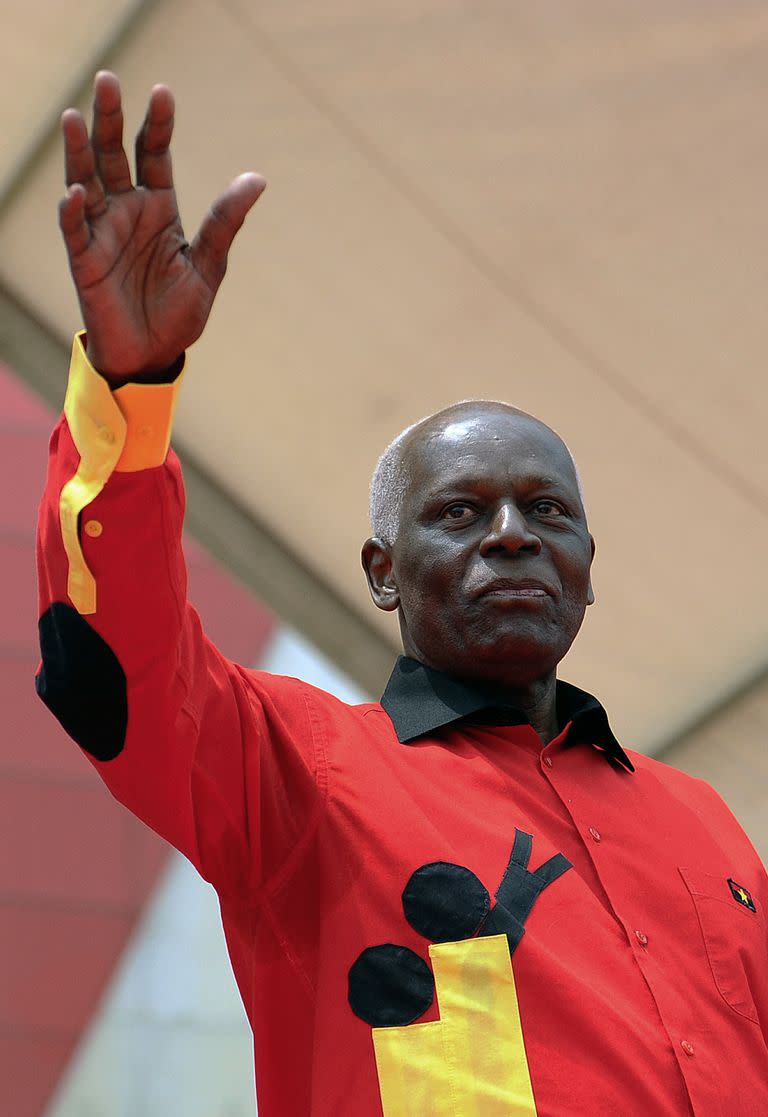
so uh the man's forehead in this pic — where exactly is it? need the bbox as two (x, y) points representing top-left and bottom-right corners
(403, 405), (573, 478)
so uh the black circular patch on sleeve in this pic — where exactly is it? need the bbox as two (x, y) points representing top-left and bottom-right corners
(348, 944), (434, 1027)
(402, 861), (490, 943)
(35, 602), (127, 761)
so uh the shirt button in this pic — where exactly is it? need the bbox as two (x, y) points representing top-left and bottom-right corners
(139, 424), (154, 438)
(681, 1040), (695, 1057)
(588, 826), (602, 842)
(634, 930), (648, 947)
(84, 519), (103, 538)
(99, 426), (116, 445)
(543, 755), (553, 768)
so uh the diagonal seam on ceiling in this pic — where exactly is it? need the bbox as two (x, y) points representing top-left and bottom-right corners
(655, 658), (768, 768)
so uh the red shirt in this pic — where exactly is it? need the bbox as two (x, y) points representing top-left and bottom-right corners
(36, 345), (768, 1116)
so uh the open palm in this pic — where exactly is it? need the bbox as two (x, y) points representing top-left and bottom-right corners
(59, 72), (265, 381)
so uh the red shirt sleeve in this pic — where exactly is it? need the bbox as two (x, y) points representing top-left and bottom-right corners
(35, 342), (326, 900)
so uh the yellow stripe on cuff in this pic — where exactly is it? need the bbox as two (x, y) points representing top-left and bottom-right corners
(113, 375), (182, 473)
(59, 332), (184, 614)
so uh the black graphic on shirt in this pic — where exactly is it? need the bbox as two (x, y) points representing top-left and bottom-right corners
(36, 602), (127, 760)
(348, 828), (571, 1027)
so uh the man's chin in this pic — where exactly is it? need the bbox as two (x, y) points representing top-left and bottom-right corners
(402, 615), (582, 685)
(452, 628), (575, 685)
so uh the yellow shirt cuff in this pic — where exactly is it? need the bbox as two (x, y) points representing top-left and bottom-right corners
(65, 330), (184, 473)
(59, 331), (185, 614)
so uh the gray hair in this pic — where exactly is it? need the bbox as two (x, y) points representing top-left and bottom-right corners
(369, 402), (585, 545)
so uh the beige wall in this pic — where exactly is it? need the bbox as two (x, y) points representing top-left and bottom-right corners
(662, 671), (768, 864)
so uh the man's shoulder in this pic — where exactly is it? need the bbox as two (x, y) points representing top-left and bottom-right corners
(625, 748), (761, 856)
(625, 747), (702, 785)
(626, 748), (723, 805)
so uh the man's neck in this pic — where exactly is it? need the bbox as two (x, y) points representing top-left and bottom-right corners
(429, 658), (560, 743)
(512, 675), (559, 743)
(482, 672), (559, 743)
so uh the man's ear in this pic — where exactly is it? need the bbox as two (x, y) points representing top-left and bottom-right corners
(361, 537), (400, 612)
(586, 534), (596, 606)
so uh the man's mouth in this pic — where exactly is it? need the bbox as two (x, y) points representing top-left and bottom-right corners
(474, 578), (554, 600)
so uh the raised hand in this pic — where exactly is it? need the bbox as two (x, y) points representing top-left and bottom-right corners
(59, 71), (266, 382)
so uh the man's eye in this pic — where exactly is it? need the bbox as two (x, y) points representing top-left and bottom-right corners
(442, 503), (474, 521)
(534, 500), (565, 516)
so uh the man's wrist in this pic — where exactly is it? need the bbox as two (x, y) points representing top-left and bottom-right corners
(116, 353), (185, 385)
(83, 335), (185, 386)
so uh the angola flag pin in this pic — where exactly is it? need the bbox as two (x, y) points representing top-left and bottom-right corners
(727, 878), (756, 912)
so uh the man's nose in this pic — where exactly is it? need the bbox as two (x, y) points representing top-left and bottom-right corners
(479, 502), (542, 556)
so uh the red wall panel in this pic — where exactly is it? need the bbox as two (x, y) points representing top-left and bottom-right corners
(0, 361), (276, 1117)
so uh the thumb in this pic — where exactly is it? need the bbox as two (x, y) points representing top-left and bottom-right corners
(189, 172), (266, 291)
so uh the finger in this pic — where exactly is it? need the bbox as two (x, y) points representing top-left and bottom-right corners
(59, 184), (91, 261)
(91, 71), (133, 194)
(62, 109), (107, 219)
(135, 84), (175, 190)
(189, 173), (266, 290)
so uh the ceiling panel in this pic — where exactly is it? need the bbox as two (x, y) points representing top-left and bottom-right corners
(244, 0), (768, 494)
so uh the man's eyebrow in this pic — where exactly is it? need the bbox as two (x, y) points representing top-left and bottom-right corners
(417, 477), (488, 502)
(535, 476), (575, 490)
(423, 472), (576, 495)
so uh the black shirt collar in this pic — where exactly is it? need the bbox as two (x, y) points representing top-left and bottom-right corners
(380, 656), (634, 772)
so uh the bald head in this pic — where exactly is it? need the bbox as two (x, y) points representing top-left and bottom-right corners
(370, 401), (584, 545)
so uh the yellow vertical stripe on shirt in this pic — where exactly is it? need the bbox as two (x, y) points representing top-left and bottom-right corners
(432, 935), (537, 1117)
(373, 1021), (454, 1117)
(372, 934), (537, 1117)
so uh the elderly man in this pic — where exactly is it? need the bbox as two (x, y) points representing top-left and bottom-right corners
(36, 73), (768, 1116)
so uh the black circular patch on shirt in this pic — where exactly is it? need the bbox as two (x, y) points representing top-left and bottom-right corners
(402, 861), (490, 943)
(348, 944), (434, 1027)
(36, 601), (127, 761)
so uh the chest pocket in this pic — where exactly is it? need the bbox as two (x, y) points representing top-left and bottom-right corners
(679, 866), (764, 1024)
